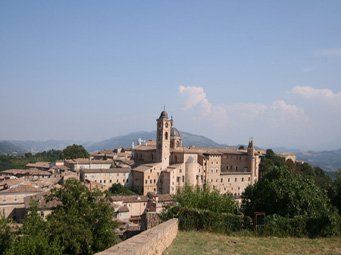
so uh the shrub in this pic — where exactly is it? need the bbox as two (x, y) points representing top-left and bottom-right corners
(261, 212), (341, 237)
(164, 207), (252, 234)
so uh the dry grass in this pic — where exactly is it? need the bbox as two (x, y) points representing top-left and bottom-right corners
(164, 231), (341, 255)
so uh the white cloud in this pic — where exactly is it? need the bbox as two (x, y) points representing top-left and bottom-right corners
(179, 85), (212, 114)
(291, 86), (341, 105)
(314, 47), (341, 57)
(271, 100), (305, 118)
(178, 85), (306, 131)
(178, 85), (227, 128)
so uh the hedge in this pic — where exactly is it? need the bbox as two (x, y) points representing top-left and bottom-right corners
(162, 206), (252, 234)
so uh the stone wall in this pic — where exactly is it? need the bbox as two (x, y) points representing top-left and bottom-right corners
(96, 218), (178, 255)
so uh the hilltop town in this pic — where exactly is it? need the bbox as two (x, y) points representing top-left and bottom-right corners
(0, 110), (298, 230)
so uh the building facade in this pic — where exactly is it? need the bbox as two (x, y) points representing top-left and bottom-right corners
(132, 111), (262, 197)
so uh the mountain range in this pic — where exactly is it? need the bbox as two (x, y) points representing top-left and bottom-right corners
(1, 131), (340, 171)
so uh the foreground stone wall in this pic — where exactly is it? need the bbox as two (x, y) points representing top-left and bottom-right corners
(96, 218), (178, 255)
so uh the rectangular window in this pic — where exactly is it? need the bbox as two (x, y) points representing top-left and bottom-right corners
(221, 178), (223, 182)
(177, 177), (180, 182)
(235, 178), (237, 182)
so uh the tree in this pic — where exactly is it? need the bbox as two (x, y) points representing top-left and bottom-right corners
(6, 201), (62, 255)
(46, 180), (118, 255)
(259, 149), (286, 178)
(0, 215), (12, 254)
(242, 166), (333, 218)
(60, 144), (89, 159)
(174, 185), (237, 214)
(109, 183), (136, 195)
(331, 170), (341, 214)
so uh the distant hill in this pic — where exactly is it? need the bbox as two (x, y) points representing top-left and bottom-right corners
(0, 140), (81, 155)
(86, 131), (155, 152)
(296, 149), (341, 172)
(86, 130), (226, 152)
(0, 141), (26, 155)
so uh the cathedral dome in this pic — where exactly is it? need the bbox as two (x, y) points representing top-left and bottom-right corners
(159, 110), (168, 119)
(171, 127), (181, 138)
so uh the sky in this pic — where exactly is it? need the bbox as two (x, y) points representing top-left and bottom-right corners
(0, 1), (340, 150)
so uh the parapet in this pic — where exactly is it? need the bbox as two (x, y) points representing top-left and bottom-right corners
(95, 218), (178, 255)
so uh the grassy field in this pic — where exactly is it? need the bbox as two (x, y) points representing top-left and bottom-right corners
(164, 231), (341, 255)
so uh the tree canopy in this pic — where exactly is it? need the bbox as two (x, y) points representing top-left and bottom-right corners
(174, 185), (237, 214)
(60, 144), (89, 159)
(6, 201), (62, 255)
(109, 183), (136, 195)
(46, 179), (118, 254)
(242, 166), (333, 218)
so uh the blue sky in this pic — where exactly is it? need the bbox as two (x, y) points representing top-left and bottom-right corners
(0, 1), (340, 150)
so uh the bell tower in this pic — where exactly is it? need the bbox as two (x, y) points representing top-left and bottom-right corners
(156, 110), (171, 168)
(248, 138), (256, 184)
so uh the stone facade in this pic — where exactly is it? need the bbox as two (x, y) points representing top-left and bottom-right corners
(80, 167), (132, 189)
(132, 111), (263, 197)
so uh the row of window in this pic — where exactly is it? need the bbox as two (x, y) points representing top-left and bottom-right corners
(95, 178), (128, 184)
(145, 179), (157, 184)
(210, 177), (250, 183)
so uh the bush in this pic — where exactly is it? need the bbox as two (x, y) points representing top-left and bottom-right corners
(163, 206), (252, 234)
(260, 212), (341, 237)
(174, 185), (238, 214)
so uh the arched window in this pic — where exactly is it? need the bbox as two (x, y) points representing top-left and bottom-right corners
(165, 132), (168, 140)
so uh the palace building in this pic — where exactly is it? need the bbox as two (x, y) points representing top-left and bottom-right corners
(131, 110), (262, 197)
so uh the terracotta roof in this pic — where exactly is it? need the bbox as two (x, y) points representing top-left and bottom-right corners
(1, 169), (52, 176)
(0, 184), (42, 193)
(133, 143), (156, 151)
(26, 162), (50, 168)
(24, 193), (61, 209)
(65, 159), (113, 164)
(133, 163), (161, 172)
(118, 205), (129, 213)
(111, 195), (149, 203)
(156, 194), (173, 202)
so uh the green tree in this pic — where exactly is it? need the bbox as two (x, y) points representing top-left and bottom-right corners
(242, 166), (333, 218)
(109, 183), (136, 195)
(331, 170), (341, 214)
(0, 216), (12, 254)
(46, 180), (118, 255)
(174, 185), (237, 214)
(6, 201), (62, 255)
(60, 144), (89, 159)
(259, 149), (286, 178)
